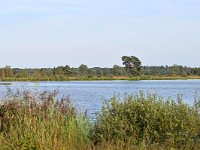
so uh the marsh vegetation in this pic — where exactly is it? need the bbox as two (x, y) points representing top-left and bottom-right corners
(0, 91), (200, 149)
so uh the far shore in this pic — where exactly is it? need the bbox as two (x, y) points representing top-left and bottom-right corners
(0, 75), (200, 82)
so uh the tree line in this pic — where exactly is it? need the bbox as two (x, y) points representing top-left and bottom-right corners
(0, 56), (200, 80)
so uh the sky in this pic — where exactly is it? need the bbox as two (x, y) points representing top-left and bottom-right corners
(0, 0), (200, 68)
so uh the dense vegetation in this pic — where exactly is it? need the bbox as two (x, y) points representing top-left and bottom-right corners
(0, 56), (200, 81)
(0, 91), (91, 149)
(94, 93), (200, 149)
(0, 91), (200, 149)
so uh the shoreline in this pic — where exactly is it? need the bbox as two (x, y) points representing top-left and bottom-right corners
(0, 76), (200, 82)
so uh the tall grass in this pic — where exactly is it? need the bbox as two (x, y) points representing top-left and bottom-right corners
(0, 91), (200, 149)
(0, 90), (91, 149)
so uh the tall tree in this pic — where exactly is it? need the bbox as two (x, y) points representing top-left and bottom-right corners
(122, 56), (142, 76)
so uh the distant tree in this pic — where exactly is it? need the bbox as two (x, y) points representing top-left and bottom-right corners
(56, 66), (65, 76)
(92, 67), (104, 77)
(63, 65), (72, 76)
(16, 69), (29, 78)
(122, 56), (142, 76)
(39, 68), (51, 78)
(88, 69), (97, 77)
(78, 64), (88, 76)
(52, 67), (56, 76)
(113, 65), (127, 76)
(4, 66), (14, 78)
(0, 69), (5, 78)
(32, 70), (42, 79)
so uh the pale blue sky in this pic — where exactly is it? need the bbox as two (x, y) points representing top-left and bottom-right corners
(0, 0), (200, 68)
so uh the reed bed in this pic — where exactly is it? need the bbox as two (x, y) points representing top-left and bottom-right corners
(0, 90), (91, 149)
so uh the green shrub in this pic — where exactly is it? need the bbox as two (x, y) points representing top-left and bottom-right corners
(94, 92), (200, 149)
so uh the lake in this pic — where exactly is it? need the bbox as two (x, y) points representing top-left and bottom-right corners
(0, 80), (200, 119)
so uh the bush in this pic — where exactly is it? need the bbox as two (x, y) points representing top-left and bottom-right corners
(94, 92), (200, 149)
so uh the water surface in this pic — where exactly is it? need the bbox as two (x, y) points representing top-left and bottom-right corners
(0, 80), (200, 118)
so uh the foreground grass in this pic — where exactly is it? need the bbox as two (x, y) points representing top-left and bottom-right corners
(0, 91), (200, 149)
(0, 91), (91, 149)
